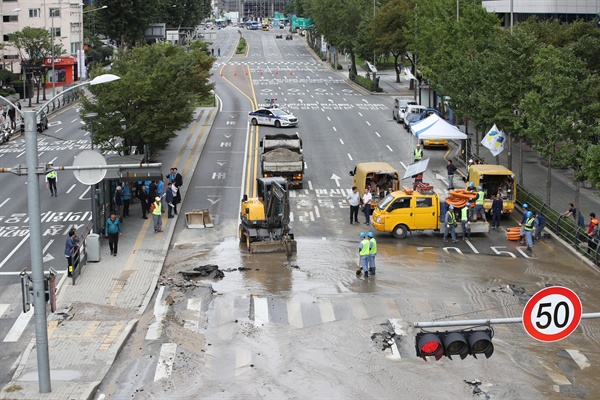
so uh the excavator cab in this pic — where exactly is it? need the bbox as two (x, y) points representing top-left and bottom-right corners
(239, 177), (296, 254)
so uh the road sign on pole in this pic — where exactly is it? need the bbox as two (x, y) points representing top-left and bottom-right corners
(522, 286), (583, 342)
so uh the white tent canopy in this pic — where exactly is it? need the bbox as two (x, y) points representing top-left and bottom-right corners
(410, 114), (467, 140)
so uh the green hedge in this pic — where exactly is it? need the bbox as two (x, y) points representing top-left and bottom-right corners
(236, 37), (247, 54)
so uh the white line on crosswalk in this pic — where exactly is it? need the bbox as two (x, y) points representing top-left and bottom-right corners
(146, 286), (167, 340)
(286, 301), (303, 328)
(183, 298), (202, 332)
(0, 304), (10, 318)
(253, 297), (269, 327)
(3, 308), (34, 342)
(318, 300), (335, 323)
(565, 349), (590, 369)
(154, 342), (177, 382)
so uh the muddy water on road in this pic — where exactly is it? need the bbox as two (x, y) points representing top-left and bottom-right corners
(143, 234), (600, 399)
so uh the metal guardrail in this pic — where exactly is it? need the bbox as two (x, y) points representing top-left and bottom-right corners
(516, 184), (599, 266)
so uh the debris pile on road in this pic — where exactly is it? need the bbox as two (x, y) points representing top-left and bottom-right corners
(464, 379), (490, 399)
(179, 264), (224, 280)
(371, 328), (399, 352)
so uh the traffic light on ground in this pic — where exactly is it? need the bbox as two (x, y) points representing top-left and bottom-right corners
(415, 329), (494, 360)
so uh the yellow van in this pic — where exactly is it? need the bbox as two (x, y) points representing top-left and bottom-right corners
(466, 164), (516, 215)
(349, 162), (400, 209)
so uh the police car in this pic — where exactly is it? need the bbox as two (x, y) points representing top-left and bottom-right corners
(248, 100), (298, 127)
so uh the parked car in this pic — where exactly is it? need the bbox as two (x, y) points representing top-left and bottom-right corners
(249, 108), (298, 128)
(404, 113), (422, 129)
(418, 108), (449, 148)
(286, 34), (293, 40)
(403, 104), (427, 129)
(392, 97), (417, 124)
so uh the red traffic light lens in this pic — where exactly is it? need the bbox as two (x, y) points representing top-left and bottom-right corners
(417, 333), (444, 360)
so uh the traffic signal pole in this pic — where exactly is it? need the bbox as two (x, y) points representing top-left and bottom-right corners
(413, 312), (600, 328)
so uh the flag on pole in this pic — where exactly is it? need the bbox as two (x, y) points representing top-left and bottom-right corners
(481, 124), (506, 156)
(403, 67), (416, 81)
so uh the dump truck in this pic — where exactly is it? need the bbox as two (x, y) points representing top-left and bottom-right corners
(466, 164), (516, 216)
(371, 186), (489, 238)
(260, 133), (304, 189)
(349, 162), (400, 210)
(239, 177), (297, 255)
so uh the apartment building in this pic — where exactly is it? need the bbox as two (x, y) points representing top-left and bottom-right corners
(1, 0), (84, 80)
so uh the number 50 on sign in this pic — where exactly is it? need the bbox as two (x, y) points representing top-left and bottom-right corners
(522, 286), (583, 342)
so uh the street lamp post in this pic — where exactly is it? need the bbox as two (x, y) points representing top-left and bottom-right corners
(79, 5), (108, 81)
(84, 112), (99, 233)
(6, 73), (120, 393)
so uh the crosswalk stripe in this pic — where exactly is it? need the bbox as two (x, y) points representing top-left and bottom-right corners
(154, 343), (177, 382)
(145, 286), (167, 341)
(565, 349), (590, 369)
(286, 301), (303, 328)
(183, 298), (202, 332)
(0, 304), (10, 318)
(318, 300), (335, 323)
(253, 297), (269, 327)
(235, 347), (253, 377)
(350, 298), (369, 320)
(3, 308), (33, 342)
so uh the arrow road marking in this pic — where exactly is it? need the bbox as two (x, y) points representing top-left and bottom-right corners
(331, 174), (341, 187)
(207, 198), (221, 205)
(435, 173), (449, 186)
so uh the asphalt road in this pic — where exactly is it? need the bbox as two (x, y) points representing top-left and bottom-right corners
(93, 27), (600, 400)
(1, 26), (598, 398)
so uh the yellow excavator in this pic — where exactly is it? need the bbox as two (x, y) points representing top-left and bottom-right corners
(239, 177), (297, 255)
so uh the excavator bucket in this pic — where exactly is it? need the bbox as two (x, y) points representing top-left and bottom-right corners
(185, 209), (214, 229)
(249, 237), (297, 255)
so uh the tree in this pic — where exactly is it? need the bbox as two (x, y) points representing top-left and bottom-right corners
(8, 27), (64, 106)
(94, 0), (162, 49)
(520, 45), (590, 206)
(80, 43), (214, 155)
(368, 0), (414, 83)
(307, 0), (367, 75)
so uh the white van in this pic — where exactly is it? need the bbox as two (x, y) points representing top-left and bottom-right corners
(392, 97), (417, 124)
(403, 104), (427, 129)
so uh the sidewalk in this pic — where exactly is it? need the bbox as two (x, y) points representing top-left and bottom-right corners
(0, 107), (217, 400)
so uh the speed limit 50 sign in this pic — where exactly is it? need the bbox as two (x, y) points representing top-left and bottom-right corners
(523, 286), (583, 342)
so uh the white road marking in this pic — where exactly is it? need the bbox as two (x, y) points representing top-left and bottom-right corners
(366, 121), (371, 126)
(71, 118), (78, 123)
(0, 198), (9, 208)
(350, 298), (369, 320)
(3, 308), (34, 342)
(0, 304), (10, 317)
(145, 286), (167, 340)
(332, 126), (337, 132)
(442, 247), (464, 255)
(42, 239), (54, 253)
(253, 297), (269, 326)
(314, 206), (320, 218)
(465, 239), (479, 254)
(339, 138), (344, 145)
(79, 185), (91, 200)
(235, 347), (253, 377)
(386, 145), (393, 152)
(400, 162), (408, 170)
(286, 301), (303, 328)
(565, 349), (590, 369)
(55, 128), (63, 133)
(154, 342), (177, 382)
(0, 234), (30, 270)
(358, 112), (363, 117)
(318, 300), (335, 323)
(347, 153), (353, 161)
(183, 298), (202, 332)
(375, 131), (381, 137)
